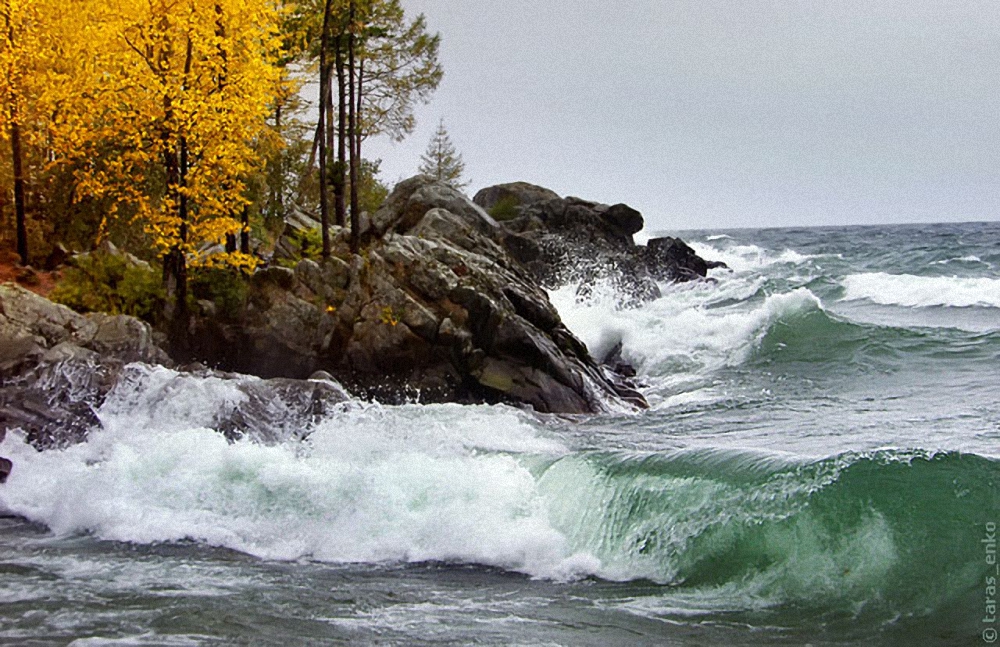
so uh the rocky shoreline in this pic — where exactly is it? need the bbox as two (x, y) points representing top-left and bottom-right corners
(0, 176), (721, 478)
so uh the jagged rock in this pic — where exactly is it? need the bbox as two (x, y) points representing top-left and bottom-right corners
(373, 175), (501, 239)
(272, 204), (326, 263)
(473, 183), (724, 302)
(644, 236), (719, 282)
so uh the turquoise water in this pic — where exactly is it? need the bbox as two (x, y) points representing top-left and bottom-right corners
(2, 222), (999, 645)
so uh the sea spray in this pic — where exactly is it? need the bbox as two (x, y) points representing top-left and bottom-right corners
(3, 396), (995, 624)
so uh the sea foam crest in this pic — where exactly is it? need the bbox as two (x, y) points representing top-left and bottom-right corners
(550, 278), (823, 381)
(0, 392), (593, 580)
(842, 273), (1000, 308)
(688, 241), (814, 273)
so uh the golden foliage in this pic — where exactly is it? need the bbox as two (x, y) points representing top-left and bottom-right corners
(41, 0), (283, 271)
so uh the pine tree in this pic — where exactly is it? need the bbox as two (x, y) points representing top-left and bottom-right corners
(418, 118), (467, 190)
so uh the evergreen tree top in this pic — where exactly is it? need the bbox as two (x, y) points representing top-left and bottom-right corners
(418, 118), (468, 190)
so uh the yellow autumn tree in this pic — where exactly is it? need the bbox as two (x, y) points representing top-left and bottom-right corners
(0, 0), (52, 264)
(48, 0), (281, 334)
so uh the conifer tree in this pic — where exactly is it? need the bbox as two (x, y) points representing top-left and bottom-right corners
(418, 119), (467, 190)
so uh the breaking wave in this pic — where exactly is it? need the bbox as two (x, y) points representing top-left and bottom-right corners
(842, 273), (1000, 309)
(1, 382), (995, 629)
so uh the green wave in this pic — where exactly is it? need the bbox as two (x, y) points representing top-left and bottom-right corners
(537, 449), (1000, 636)
(751, 299), (1000, 368)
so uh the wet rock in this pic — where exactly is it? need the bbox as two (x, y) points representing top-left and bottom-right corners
(0, 284), (171, 449)
(214, 374), (352, 444)
(644, 236), (721, 282)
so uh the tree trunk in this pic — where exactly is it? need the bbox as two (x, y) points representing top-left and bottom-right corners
(335, 33), (347, 229)
(348, 0), (360, 254)
(174, 135), (190, 341)
(240, 206), (250, 254)
(317, 0), (333, 259)
(166, 37), (194, 353)
(10, 118), (27, 266)
(271, 101), (284, 220)
(5, 13), (28, 266)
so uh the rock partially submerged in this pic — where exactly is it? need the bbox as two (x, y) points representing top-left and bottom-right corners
(0, 284), (355, 478)
(190, 176), (647, 414)
(0, 284), (172, 450)
(3, 176), (714, 460)
(474, 181), (725, 301)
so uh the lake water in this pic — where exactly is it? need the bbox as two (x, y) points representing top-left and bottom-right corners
(2, 221), (999, 645)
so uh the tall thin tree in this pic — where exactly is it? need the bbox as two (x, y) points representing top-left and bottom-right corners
(347, 0), (359, 253)
(2, 4), (29, 265)
(317, 0), (333, 258)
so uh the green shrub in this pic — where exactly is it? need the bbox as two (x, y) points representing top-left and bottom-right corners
(189, 267), (249, 321)
(488, 195), (521, 222)
(298, 227), (324, 259)
(51, 252), (164, 323)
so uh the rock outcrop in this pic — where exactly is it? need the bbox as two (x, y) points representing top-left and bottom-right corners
(474, 182), (725, 301)
(4, 175), (715, 464)
(189, 176), (646, 414)
(0, 284), (357, 479)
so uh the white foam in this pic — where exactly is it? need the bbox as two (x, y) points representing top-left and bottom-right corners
(841, 273), (1000, 309)
(930, 255), (987, 266)
(549, 279), (822, 385)
(688, 242), (814, 273)
(0, 393), (598, 581)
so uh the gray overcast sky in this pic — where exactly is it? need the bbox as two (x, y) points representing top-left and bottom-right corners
(364, 0), (1000, 230)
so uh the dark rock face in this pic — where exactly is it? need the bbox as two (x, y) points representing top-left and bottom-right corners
(191, 177), (647, 414)
(644, 236), (727, 282)
(472, 182), (724, 302)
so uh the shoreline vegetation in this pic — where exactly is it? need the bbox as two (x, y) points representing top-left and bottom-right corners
(0, 1), (720, 476)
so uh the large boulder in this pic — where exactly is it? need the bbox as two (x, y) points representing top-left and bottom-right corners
(473, 182), (562, 216)
(190, 177), (646, 414)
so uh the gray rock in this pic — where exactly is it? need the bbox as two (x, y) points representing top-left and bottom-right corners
(373, 176), (500, 239)
(471, 182), (723, 304)
(473, 182), (562, 214)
